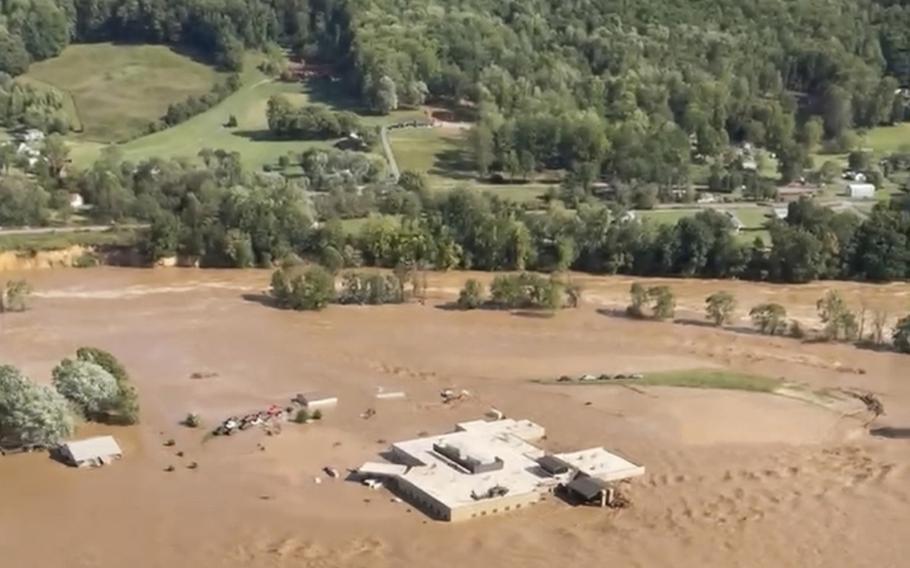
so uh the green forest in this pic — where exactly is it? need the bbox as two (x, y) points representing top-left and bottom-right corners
(5, 1), (910, 284)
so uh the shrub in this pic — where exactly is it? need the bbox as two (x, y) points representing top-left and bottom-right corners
(893, 315), (910, 353)
(750, 303), (788, 335)
(789, 320), (806, 339)
(705, 291), (736, 326)
(312, 409), (323, 420)
(489, 273), (565, 310)
(52, 359), (120, 418)
(294, 409), (310, 423)
(183, 413), (201, 428)
(338, 272), (404, 305)
(0, 280), (32, 313)
(271, 266), (336, 311)
(650, 286), (676, 320)
(456, 279), (485, 309)
(627, 283), (648, 318)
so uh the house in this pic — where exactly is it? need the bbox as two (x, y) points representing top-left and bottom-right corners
(60, 436), (123, 468)
(69, 193), (85, 209)
(772, 205), (789, 220)
(848, 183), (876, 200)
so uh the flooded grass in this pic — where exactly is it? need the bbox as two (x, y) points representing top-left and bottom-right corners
(639, 369), (782, 392)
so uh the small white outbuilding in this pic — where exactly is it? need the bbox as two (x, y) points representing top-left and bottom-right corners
(60, 436), (123, 468)
(848, 183), (876, 199)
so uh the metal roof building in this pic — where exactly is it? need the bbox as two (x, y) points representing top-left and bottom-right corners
(60, 436), (123, 468)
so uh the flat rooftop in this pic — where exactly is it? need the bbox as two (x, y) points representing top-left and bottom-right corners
(370, 418), (645, 513)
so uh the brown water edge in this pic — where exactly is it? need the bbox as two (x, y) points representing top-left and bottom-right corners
(1, 268), (909, 568)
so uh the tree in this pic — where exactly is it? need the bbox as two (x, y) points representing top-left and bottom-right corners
(627, 282), (649, 318)
(871, 309), (890, 345)
(375, 76), (398, 114)
(816, 290), (858, 341)
(52, 359), (120, 417)
(1, 280), (32, 313)
(0, 365), (73, 448)
(705, 291), (736, 327)
(76, 347), (139, 424)
(650, 286), (676, 320)
(0, 31), (31, 76)
(893, 315), (910, 353)
(821, 84), (852, 139)
(271, 266), (336, 311)
(456, 279), (485, 309)
(470, 123), (493, 176)
(43, 133), (70, 181)
(800, 117), (823, 152)
(750, 303), (788, 335)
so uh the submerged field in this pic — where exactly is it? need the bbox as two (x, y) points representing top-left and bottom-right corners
(0, 268), (907, 568)
(21, 44), (223, 143)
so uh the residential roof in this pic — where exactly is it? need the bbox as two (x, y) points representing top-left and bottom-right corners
(63, 436), (122, 463)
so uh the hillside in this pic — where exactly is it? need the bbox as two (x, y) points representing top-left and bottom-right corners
(21, 44), (223, 143)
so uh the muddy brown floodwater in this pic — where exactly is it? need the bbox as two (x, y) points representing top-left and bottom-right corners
(1, 268), (909, 568)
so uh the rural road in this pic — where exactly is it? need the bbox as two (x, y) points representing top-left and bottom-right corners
(380, 124), (401, 182)
(0, 224), (147, 237)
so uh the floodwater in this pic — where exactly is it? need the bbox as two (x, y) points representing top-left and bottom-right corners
(1, 268), (908, 567)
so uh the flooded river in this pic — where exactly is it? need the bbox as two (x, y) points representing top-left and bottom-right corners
(1, 268), (908, 567)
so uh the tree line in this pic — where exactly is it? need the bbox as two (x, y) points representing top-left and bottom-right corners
(329, 0), (910, 190)
(624, 283), (910, 353)
(0, 0), (349, 76)
(0, 74), (71, 133)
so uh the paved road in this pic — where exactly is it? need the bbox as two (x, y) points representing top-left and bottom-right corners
(0, 224), (147, 237)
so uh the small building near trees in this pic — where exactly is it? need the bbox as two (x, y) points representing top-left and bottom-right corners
(847, 183), (875, 199)
(59, 436), (122, 468)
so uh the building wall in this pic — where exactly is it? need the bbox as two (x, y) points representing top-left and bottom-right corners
(394, 475), (545, 522)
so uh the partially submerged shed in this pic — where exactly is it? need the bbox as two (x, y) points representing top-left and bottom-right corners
(295, 392), (339, 410)
(60, 436), (122, 468)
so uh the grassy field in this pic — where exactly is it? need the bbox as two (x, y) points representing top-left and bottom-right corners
(863, 123), (910, 154)
(388, 126), (551, 204)
(65, 52), (426, 171)
(638, 206), (772, 244)
(22, 44), (223, 143)
(0, 228), (142, 253)
(638, 369), (782, 392)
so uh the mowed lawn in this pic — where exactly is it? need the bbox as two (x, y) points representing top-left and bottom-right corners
(863, 123), (910, 154)
(22, 43), (223, 143)
(389, 127), (552, 204)
(639, 206), (772, 243)
(65, 52), (430, 171)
